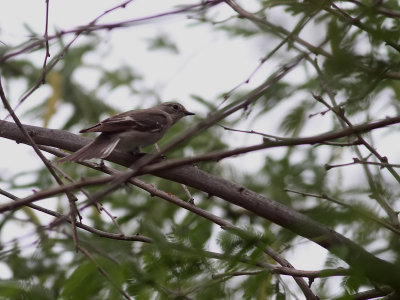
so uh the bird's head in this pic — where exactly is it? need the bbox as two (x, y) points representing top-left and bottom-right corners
(158, 102), (195, 123)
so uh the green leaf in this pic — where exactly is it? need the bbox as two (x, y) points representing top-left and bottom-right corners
(146, 34), (179, 54)
(279, 101), (309, 135)
(61, 260), (102, 299)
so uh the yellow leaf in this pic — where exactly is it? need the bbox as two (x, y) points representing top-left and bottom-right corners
(43, 71), (63, 127)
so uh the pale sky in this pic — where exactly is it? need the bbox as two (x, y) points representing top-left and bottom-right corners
(0, 1), (346, 295)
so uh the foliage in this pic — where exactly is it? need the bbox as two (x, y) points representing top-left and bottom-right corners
(1, 0), (400, 299)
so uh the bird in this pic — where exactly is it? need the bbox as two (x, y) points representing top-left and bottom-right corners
(58, 102), (195, 162)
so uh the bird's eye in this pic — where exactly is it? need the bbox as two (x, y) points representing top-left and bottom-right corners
(172, 104), (179, 110)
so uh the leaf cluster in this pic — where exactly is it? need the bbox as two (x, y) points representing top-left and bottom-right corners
(2, 0), (400, 299)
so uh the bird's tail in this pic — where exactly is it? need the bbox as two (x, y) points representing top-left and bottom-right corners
(58, 134), (120, 163)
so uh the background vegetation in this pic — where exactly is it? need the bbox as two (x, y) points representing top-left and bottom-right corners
(1, 0), (400, 299)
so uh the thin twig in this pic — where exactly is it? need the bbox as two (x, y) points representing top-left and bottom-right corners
(41, 0), (51, 84)
(96, 203), (125, 236)
(51, 163), (83, 222)
(0, 76), (80, 250)
(263, 246), (318, 298)
(285, 189), (400, 235)
(312, 93), (400, 227)
(325, 2), (400, 52)
(224, 0), (400, 82)
(74, 53), (308, 209)
(344, 0), (400, 18)
(3, 188), (317, 285)
(0, 188), (152, 243)
(337, 286), (393, 300)
(78, 245), (132, 300)
(52, 149), (317, 298)
(212, 266), (349, 280)
(220, 124), (291, 141)
(0, 1), (222, 64)
(309, 57), (399, 226)
(222, 4), (319, 101)
(0, 128), (398, 286)
(90, 0), (134, 25)
(1, 182), (349, 290)
(326, 158), (400, 170)
(2, 114), (400, 213)
(51, 162), (125, 235)
(6, 0), (136, 118)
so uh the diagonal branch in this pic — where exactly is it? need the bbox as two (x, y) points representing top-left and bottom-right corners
(53, 53), (308, 217)
(1, 120), (400, 289)
(42, 146), (318, 299)
(0, 188), (152, 243)
(6, 0), (136, 117)
(0, 76), (81, 250)
(0, 1), (222, 64)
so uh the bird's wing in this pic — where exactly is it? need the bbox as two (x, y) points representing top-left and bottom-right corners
(58, 133), (120, 162)
(80, 110), (169, 133)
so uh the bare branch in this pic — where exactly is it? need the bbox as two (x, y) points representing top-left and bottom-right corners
(285, 189), (400, 235)
(212, 266), (349, 280)
(312, 93), (400, 227)
(78, 245), (132, 300)
(0, 187), (152, 243)
(223, 0), (400, 80)
(1, 120), (400, 289)
(41, 0), (51, 84)
(333, 286), (394, 300)
(0, 1), (222, 63)
(0, 76), (84, 250)
(7, 0), (136, 117)
(326, 158), (400, 170)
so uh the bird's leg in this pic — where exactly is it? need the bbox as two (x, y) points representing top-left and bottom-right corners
(154, 143), (167, 160)
(128, 151), (147, 160)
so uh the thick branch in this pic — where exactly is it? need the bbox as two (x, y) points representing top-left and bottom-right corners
(1, 120), (400, 289)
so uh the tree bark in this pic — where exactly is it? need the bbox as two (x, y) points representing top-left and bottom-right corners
(1, 119), (400, 289)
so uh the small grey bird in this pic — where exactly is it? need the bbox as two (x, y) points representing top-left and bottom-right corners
(58, 102), (194, 162)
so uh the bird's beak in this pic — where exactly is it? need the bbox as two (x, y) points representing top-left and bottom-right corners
(185, 111), (195, 116)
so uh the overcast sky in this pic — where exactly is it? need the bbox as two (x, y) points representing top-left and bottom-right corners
(0, 0), (334, 293)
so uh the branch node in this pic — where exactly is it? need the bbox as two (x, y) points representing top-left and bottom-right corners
(308, 277), (315, 288)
